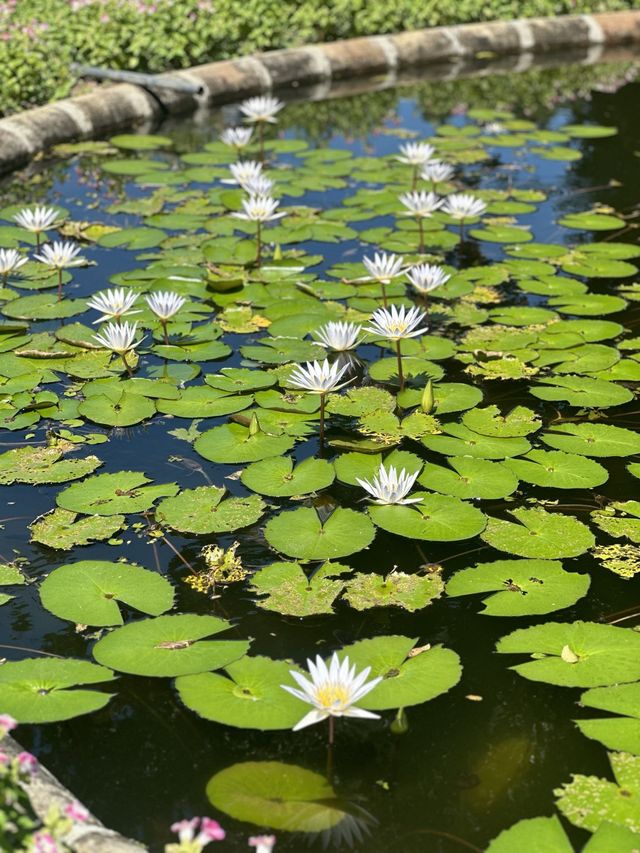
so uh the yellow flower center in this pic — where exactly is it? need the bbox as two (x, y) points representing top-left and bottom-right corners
(315, 683), (350, 709)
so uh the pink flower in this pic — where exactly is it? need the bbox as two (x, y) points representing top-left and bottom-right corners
(32, 833), (58, 853)
(248, 837), (276, 852)
(0, 751), (9, 766)
(0, 714), (17, 734)
(171, 818), (199, 844)
(65, 801), (90, 822)
(197, 818), (225, 843)
(17, 750), (38, 775)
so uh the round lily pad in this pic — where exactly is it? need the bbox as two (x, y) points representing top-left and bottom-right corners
(30, 508), (125, 550)
(57, 471), (178, 516)
(486, 816), (573, 853)
(503, 450), (609, 489)
(40, 561), (174, 626)
(398, 382), (483, 415)
(577, 683), (640, 756)
(461, 405), (541, 437)
(341, 635), (462, 710)
(541, 424), (640, 457)
(344, 571), (444, 612)
(369, 493), (486, 541)
(0, 657), (116, 723)
(418, 458), (518, 500)
(422, 424), (531, 459)
(240, 456), (334, 497)
(79, 391), (156, 427)
(156, 387), (253, 418)
(481, 507), (595, 559)
(446, 559), (590, 616)
(496, 621), (640, 687)
(0, 446), (101, 485)
(264, 507), (375, 560)
(207, 761), (343, 832)
(194, 422), (295, 464)
(156, 486), (264, 534)
(92, 614), (249, 677)
(177, 656), (306, 730)
(333, 449), (423, 487)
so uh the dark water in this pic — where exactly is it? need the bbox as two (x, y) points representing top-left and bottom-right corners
(2, 54), (640, 852)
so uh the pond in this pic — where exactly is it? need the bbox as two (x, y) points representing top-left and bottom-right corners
(1, 49), (640, 853)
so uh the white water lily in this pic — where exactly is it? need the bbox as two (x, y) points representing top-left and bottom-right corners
(13, 205), (61, 236)
(442, 193), (487, 220)
(484, 121), (506, 135)
(362, 252), (404, 283)
(281, 652), (382, 731)
(240, 95), (284, 124)
(398, 190), (442, 218)
(145, 291), (186, 320)
(87, 288), (140, 324)
(243, 174), (275, 196)
(0, 248), (28, 278)
(93, 321), (143, 356)
(406, 263), (451, 295)
(220, 126), (254, 149)
(34, 240), (84, 269)
(232, 194), (285, 223)
(396, 142), (436, 166)
(366, 304), (428, 341)
(222, 160), (263, 187)
(314, 321), (362, 352)
(288, 358), (350, 394)
(421, 160), (455, 183)
(356, 463), (423, 505)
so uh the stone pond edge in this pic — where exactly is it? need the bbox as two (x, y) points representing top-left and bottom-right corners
(1, 10), (640, 175)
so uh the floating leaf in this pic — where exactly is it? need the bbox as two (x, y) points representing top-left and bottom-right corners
(447, 559), (590, 616)
(369, 493), (486, 541)
(92, 614), (248, 676)
(78, 390), (156, 427)
(578, 683), (640, 756)
(0, 446), (101, 485)
(422, 423), (530, 459)
(530, 376), (632, 408)
(344, 570), (444, 612)
(57, 471), (178, 516)
(503, 450), (608, 489)
(486, 816), (573, 853)
(264, 507), (375, 560)
(497, 621), (640, 687)
(541, 424), (640, 457)
(481, 507), (594, 559)
(592, 502), (640, 544)
(40, 560), (174, 626)
(194, 422), (295, 464)
(333, 449), (422, 487)
(418, 457), (518, 500)
(241, 456), (334, 497)
(249, 561), (350, 616)
(462, 405), (541, 437)
(156, 486), (264, 534)
(157, 386), (253, 418)
(558, 212), (625, 231)
(30, 508), (125, 550)
(0, 658), (115, 723)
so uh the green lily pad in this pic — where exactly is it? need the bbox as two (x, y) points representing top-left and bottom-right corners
(486, 816), (573, 853)
(369, 493), (486, 541)
(194, 422), (295, 464)
(110, 134), (173, 150)
(496, 621), (640, 687)
(177, 656), (307, 730)
(241, 456), (334, 497)
(555, 752), (640, 834)
(342, 635), (462, 710)
(30, 508), (125, 550)
(422, 423), (531, 458)
(462, 405), (541, 437)
(0, 446), (101, 485)
(333, 449), (423, 487)
(446, 559), (590, 616)
(592, 502), (640, 543)
(156, 387), (253, 418)
(92, 614), (249, 676)
(0, 657), (116, 723)
(578, 683), (640, 756)
(326, 386), (396, 417)
(530, 376), (632, 408)
(503, 450), (608, 489)
(264, 507), (375, 560)
(541, 424), (640, 457)
(558, 212), (625, 231)
(418, 457), (518, 500)
(205, 368), (276, 393)
(481, 507), (594, 558)
(40, 560), (174, 626)
(57, 471), (178, 516)
(398, 382), (483, 415)
(2, 294), (87, 320)
(78, 390), (156, 427)
(156, 486), (264, 535)
(249, 561), (351, 617)
(207, 761), (343, 832)
(344, 570), (444, 612)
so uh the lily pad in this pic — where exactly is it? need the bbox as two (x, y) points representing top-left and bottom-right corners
(156, 387), (253, 418)
(462, 405), (541, 437)
(249, 561), (351, 616)
(486, 816), (573, 853)
(496, 621), (640, 687)
(422, 423), (531, 459)
(264, 507), (375, 560)
(369, 493), (486, 541)
(503, 450), (609, 489)
(57, 471), (178, 516)
(0, 657), (116, 723)
(344, 570), (444, 612)
(194, 422), (296, 464)
(92, 614), (249, 676)
(0, 446), (102, 485)
(578, 683), (640, 756)
(79, 390), (156, 427)
(30, 508), (125, 550)
(334, 449), (423, 487)
(40, 560), (174, 626)
(418, 457), (518, 500)
(446, 559), (590, 616)
(592, 502), (640, 544)
(156, 486), (264, 534)
(541, 424), (640, 457)
(481, 507), (595, 558)
(240, 456), (334, 497)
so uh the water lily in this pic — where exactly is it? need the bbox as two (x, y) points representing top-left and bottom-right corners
(421, 160), (455, 188)
(0, 248), (28, 281)
(232, 194), (285, 265)
(282, 652), (381, 737)
(243, 173), (275, 196)
(398, 190), (442, 252)
(484, 121), (506, 134)
(34, 240), (85, 300)
(146, 291), (186, 344)
(356, 463), (422, 505)
(442, 193), (487, 242)
(248, 836), (276, 852)
(289, 358), (351, 448)
(13, 205), (61, 246)
(239, 95), (284, 160)
(397, 142), (436, 188)
(93, 321), (144, 375)
(87, 288), (140, 324)
(220, 126), (254, 150)
(362, 251), (405, 306)
(168, 817), (225, 852)
(365, 304), (427, 390)
(223, 160), (263, 188)
(406, 263), (450, 310)
(314, 321), (362, 352)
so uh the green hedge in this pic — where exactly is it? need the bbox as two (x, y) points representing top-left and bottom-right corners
(0, 0), (635, 116)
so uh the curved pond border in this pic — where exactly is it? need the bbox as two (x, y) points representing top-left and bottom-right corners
(0, 10), (639, 175)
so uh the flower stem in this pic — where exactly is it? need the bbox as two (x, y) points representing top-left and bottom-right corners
(255, 220), (262, 266)
(411, 165), (418, 190)
(396, 339), (405, 391)
(380, 279), (388, 308)
(418, 217), (424, 253)
(319, 393), (326, 455)
(328, 714), (335, 746)
(161, 319), (169, 346)
(57, 268), (63, 301)
(120, 352), (133, 377)
(258, 122), (264, 162)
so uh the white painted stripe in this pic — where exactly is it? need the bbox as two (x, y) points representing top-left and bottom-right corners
(240, 57), (272, 90)
(55, 101), (94, 136)
(582, 14), (605, 44)
(440, 27), (464, 56)
(511, 19), (535, 51)
(373, 36), (399, 69)
(304, 46), (333, 80)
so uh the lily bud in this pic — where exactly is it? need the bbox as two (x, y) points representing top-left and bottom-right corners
(390, 707), (409, 735)
(273, 244), (283, 261)
(421, 379), (434, 414)
(249, 412), (262, 436)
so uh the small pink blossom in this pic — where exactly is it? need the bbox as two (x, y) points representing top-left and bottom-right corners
(197, 818), (225, 843)
(171, 818), (199, 844)
(17, 750), (38, 775)
(65, 801), (90, 822)
(32, 832), (58, 853)
(248, 837), (276, 852)
(0, 714), (17, 734)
